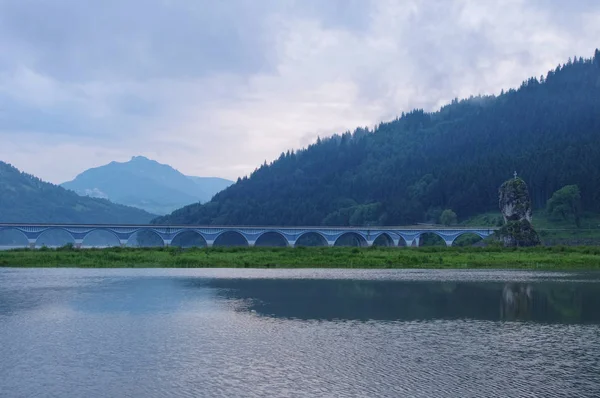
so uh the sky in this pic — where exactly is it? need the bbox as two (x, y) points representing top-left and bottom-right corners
(1, 0), (599, 184)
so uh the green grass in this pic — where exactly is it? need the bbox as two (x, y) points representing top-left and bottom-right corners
(1, 245), (600, 269)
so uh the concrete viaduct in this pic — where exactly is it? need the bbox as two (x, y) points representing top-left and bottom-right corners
(0, 223), (497, 248)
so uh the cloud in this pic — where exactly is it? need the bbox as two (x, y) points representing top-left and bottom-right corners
(0, 0), (278, 81)
(0, 0), (599, 183)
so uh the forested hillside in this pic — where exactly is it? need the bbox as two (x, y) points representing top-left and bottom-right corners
(155, 50), (600, 227)
(0, 161), (155, 224)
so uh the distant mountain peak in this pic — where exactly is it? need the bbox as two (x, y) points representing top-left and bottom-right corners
(61, 157), (233, 215)
(130, 155), (152, 162)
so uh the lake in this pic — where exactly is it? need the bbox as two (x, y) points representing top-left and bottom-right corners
(1, 268), (599, 397)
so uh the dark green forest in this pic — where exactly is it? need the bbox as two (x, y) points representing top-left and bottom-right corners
(154, 50), (599, 227)
(0, 161), (155, 224)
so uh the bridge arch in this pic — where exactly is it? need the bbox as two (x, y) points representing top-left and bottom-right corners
(171, 230), (208, 248)
(372, 232), (394, 247)
(334, 232), (368, 247)
(126, 228), (165, 247)
(35, 228), (76, 248)
(0, 227), (29, 248)
(255, 231), (289, 247)
(213, 231), (249, 247)
(415, 231), (448, 247)
(451, 231), (486, 247)
(82, 229), (121, 248)
(294, 231), (329, 247)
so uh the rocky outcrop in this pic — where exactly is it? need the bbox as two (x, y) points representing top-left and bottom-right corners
(499, 177), (532, 223)
(496, 177), (541, 247)
(496, 219), (541, 247)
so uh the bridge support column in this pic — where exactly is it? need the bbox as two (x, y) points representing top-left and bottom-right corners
(120, 239), (128, 248)
(74, 239), (83, 249)
(28, 239), (36, 249)
(287, 240), (296, 248)
(327, 241), (336, 247)
(444, 239), (454, 247)
(163, 239), (172, 247)
(206, 240), (214, 248)
(247, 240), (256, 247)
(404, 238), (417, 247)
(366, 241), (374, 247)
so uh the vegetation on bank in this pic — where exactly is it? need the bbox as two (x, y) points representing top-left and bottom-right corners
(1, 246), (599, 269)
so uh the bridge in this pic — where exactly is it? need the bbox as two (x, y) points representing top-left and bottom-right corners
(0, 223), (497, 248)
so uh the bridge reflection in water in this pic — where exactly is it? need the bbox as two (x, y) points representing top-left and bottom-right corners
(0, 223), (496, 249)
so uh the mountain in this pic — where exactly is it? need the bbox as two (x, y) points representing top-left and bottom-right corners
(0, 161), (155, 224)
(154, 50), (600, 227)
(61, 156), (233, 215)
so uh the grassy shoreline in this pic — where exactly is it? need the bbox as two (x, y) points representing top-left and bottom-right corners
(1, 246), (600, 269)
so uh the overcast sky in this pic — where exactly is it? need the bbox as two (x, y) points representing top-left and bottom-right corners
(1, 0), (599, 183)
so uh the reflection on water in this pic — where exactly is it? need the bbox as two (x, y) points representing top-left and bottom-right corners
(1, 268), (600, 397)
(204, 278), (600, 323)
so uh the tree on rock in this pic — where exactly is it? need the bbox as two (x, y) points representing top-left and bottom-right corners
(546, 185), (581, 227)
(439, 209), (458, 226)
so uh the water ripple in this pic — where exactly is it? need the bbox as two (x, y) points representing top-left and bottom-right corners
(1, 268), (599, 397)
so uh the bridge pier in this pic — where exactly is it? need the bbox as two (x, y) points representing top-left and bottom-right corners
(74, 239), (83, 249)
(120, 240), (128, 248)
(28, 239), (36, 249)
(163, 239), (172, 247)
(404, 238), (417, 247)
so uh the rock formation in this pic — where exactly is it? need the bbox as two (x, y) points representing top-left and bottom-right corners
(496, 176), (541, 247)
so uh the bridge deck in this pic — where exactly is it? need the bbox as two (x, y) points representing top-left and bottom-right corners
(0, 223), (497, 248)
(0, 223), (497, 231)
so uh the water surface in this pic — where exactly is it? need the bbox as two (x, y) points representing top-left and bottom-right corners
(1, 268), (599, 397)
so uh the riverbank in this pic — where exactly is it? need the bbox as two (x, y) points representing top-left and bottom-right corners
(1, 246), (600, 269)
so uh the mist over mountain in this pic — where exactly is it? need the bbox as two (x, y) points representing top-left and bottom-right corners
(154, 50), (600, 227)
(0, 161), (155, 224)
(61, 156), (233, 215)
